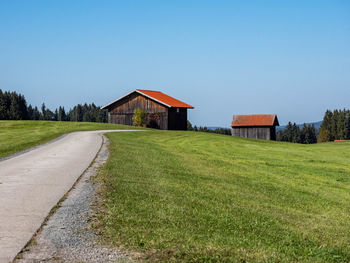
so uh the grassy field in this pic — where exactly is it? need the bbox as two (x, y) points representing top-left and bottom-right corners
(0, 120), (136, 158)
(96, 131), (350, 263)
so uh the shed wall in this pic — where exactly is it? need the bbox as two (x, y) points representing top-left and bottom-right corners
(168, 107), (188, 130)
(231, 126), (276, 140)
(108, 93), (168, 129)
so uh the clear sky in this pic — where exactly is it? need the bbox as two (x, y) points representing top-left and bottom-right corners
(1, 1), (349, 127)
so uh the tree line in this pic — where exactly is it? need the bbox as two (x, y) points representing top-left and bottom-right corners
(276, 123), (317, 144)
(0, 89), (107, 122)
(276, 109), (350, 144)
(2, 89), (349, 144)
(187, 121), (232, 135)
(318, 109), (350, 142)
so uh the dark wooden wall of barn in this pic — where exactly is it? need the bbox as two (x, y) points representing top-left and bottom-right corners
(231, 126), (276, 140)
(108, 93), (168, 129)
(107, 92), (188, 130)
(168, 108), (187, 130)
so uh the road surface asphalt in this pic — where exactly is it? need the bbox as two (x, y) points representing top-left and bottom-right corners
(0, 130), (138, 263)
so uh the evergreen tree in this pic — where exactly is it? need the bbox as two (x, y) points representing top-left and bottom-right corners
(33, 106), (41, 120)
(27, 105), (34, 120)
(277, 122), (316, 144)
(309, 125), (317, 144)
(346, 110), (350, 140)
(0, 89), (7, 119)
(291, 123), (300, 143)
(300, 124), (307, 144)
(0, 89), (108, 123)
(77, 104), (83, 121)
(58, 106), (66, 121)
(45, 109), (54, 120)
(0, 89), (28, 120)
(331, 110), (339, 140)
(337, 110), (347, 139)
(54, 109), (58, 121)
(319, 109), (350, 142)
(318, 110), (333, 142)
(9, 93), (20, 119)
(41, 103), (46, 120)
(285, 122), (293, 142)
(304, 124), (317, 144)
(18, 94), (28, 119)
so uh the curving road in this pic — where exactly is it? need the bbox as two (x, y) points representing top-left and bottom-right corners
(0, 130), (138, 263)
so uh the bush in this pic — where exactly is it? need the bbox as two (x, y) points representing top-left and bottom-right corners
(132, 109), (146, 127)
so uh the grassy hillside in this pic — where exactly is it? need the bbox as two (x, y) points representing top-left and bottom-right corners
(0, 120), (137, 158)
(96, 131), (350, 263)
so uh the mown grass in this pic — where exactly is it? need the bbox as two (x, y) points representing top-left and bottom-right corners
(96, 131), (350, 263)
(0, 120), (137, 158)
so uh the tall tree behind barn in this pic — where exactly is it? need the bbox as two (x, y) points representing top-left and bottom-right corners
(231, 114), (279, 140)
(101, 90), (194, 130)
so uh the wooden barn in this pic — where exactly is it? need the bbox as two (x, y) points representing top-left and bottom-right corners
(101, 89), (194, 130)
(231, 114), (279, 140)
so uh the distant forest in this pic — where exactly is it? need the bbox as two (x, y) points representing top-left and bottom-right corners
(0, 89), (107, 122)
(188, 110), (350, 144)
(278, 110), (350, 144)
(318, 109), (350, 142)
(276, 123), (317, 144)
(187, 121), (231, 135)
(1, 89), (349, 144)
(188, 120), (318, 144)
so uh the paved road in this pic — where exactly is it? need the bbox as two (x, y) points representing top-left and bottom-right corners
(0, 130), (138, 263)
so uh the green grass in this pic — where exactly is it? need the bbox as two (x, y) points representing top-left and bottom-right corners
(96, 131), (350, 263)
(0, 120), (138, 158)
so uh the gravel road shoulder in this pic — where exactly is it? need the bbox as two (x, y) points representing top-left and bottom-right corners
(15, 136), (134, 263)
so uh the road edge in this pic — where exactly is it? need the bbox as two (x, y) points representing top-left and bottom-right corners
(12, 133), (107, 262)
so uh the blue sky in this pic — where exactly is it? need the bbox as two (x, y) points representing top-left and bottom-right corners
(1, 1), (349, 126)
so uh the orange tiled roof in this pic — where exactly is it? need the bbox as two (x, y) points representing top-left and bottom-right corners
(231, 114), (279, 127)
(136, 90), (194, 108)
(101, 89), (194, 110)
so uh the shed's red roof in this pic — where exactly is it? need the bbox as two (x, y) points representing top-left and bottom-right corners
(101, 89), (194, 110)
(231, 114), (279, 127)
(136, 90), (194, 108)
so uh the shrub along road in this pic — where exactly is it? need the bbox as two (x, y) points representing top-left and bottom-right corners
(0, 126), (140, 263)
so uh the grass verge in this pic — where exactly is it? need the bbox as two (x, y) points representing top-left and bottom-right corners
(0, 120), (138, 158)
(95, 131), (350, 262)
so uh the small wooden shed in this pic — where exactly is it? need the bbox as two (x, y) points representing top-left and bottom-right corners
(231, 114), (279, 140)
(101, 89), (194, 130)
